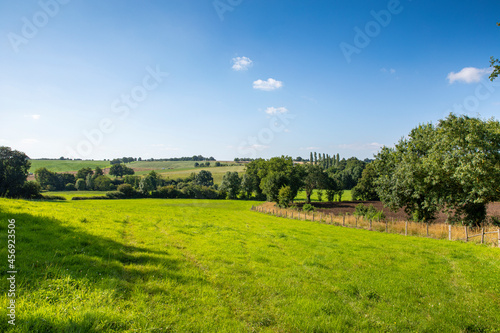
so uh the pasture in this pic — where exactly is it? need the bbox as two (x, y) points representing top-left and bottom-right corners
(1, 198), (499, 332)
(29, 160), (110, 173)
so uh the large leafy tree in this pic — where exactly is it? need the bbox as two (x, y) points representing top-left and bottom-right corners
(374, 114), (500, 226)
(195, 170), (214, 187)
(109, 163), (134, 178)
(351, 163), (379, 201)
(0, 146), (31, 197)
(374, 123), (439, 222)
(219, 171), (241, 199)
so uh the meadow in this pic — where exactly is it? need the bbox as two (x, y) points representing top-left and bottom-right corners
(29, 160), (111, 173)
(1, 198), (499, 332)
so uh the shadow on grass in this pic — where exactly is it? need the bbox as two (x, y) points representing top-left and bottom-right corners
(0, 210), (205, 332)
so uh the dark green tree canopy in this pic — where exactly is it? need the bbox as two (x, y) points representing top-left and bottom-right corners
(0, 146), (31, 197)
(374, 114), (500, 226)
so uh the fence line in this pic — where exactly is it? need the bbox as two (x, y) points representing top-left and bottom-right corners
(250, 205), (500, 248)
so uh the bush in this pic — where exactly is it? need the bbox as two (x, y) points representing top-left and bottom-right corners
(41, 195), (66, 201)
(154, 185), (181, 199)
(354, 203), (368, 216)
(278, 186), (294, 208)
(65, 183), (76, 191)
(302, 203), (315, 212)
(105, 191), (126, 199)
(20, 181), (42, 199)
(117, 184), (136, 197)
(75, 178), (86, 191)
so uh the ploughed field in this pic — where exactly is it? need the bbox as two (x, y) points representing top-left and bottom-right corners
(299, 201), (500, 224)
(0, 198), (499, 332)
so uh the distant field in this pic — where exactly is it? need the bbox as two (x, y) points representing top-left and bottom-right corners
(0, 198), (499, 332)
(29, 160), (110, 173)
(296, 189), (352, 202)
(45, 191), (107, 200)
(157, 165), (246, 184)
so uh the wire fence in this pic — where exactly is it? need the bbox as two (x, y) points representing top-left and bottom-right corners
(251, 205), (500, 247)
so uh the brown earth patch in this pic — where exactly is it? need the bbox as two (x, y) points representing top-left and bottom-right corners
(291, 201), (500, 224)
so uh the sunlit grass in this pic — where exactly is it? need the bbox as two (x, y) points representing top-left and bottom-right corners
(0, 198), (499, 332)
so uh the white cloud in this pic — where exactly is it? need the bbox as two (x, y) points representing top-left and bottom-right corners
(381, 68), (396, 74)
(232, 56), (253, 71)
(253, 78), (283, 91)
(24, 114), (41, 120)
(447, 67), (491, 84)
(240, 144), (269, 151)
(265, 107), (288, 115)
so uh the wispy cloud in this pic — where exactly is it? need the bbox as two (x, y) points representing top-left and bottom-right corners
(24, 114), (41, 120)
(253, 78), (283, 91)
(447, 67), (491, 84)
(265, 107), (288, 115)
(381, 68), (396, 74)
(232, 56), (253, 71)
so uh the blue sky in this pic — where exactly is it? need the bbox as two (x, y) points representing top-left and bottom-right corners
(1, 0), (499, 160)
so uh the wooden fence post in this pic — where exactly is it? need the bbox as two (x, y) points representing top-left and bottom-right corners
(464, 226), (468, 242)
(498, 229), (500, 248)
(405, 221), (408, 236)
(312, 213), (314, 222)
(369, 219), (372, 231)
(449, 225), (452, 241)
(355, 216), (358, 228)
(385, 220), (388, 233)
(481, 228), (485, 244)
(342, 215), (345, 227)
(331, 214), (333, 225)
(426, 223), (429, 237)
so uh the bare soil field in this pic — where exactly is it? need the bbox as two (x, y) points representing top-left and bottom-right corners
(292, 201), (500, 224)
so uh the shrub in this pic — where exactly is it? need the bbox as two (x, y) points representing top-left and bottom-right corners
(278, 186), (294, 208)
(65, 183), (76, 191)
(118, 184), (135, 197)
(75, 178), (86, 191)
(354, 204), (368, 216)
(302, 203), (315, 212)
(41, 195), (66, 201)
(106, 191), (126, 199)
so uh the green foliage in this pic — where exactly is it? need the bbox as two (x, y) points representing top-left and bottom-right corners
(117, 184), (136, 197)
(316, 189), (323, 202)
(93, 176), (114, 191)
(195, 170), (214, 187)
(490, 56), (500, 81)
(278, 186), (294, 208)
(374, 114), (500, 226)
(219, 171), (241, 199)
(302, 203), (315, 212)
(20, 181), (42, 199)
(65, 183), (76, 191)
(351, 163), (379, 201)
(75, 178), (86, 191)
(76, 167), (93, 180)
(109, 163), (134, 177)
(354, 203), (385, 220)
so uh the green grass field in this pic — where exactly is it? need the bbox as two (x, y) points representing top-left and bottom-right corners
(29, 160), (110, 173)
(1, 198), (499, 332)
